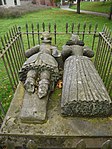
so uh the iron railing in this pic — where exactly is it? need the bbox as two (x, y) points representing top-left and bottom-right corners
(22, 22), (98, 50)
(94, 26), (112, 98)
(0, 26), (25, 91)
(0, 26), (25, 120)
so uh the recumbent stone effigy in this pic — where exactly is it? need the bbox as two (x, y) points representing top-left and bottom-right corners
(61, 35), (112, 117)
(19, 32), (62, 123)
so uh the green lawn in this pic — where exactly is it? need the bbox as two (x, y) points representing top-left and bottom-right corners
(0, 8), (111, 36)
(0, 8), (112, 116)
(71, 1), (111, 13)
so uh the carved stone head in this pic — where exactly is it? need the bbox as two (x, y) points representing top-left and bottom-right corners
(41, 32), (52, 44)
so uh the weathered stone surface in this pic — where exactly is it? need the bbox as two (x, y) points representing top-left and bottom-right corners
(61, 35), (94, 63)
(101, 140), (112, 149)
(76, 139), (86, 149)
(83, 46), (94, 58)
(61, 45), (83, 62)
(61, 56), (112, 117)
(25, 45), (40, 58)
(66, 34), (84, 46)
(19, 32), (62, 124)
(0, 82), (112, 148)
(20, 91), (49, 124)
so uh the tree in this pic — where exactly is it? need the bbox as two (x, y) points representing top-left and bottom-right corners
(109, 4), (112, 20)
(77, 0), (80, 14)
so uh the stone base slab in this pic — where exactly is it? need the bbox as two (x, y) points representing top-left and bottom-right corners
(0, 82), (112, 148)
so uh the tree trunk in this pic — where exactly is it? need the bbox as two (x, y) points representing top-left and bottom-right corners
(77, 0), (80, 14)
(109, 4), (112, 20)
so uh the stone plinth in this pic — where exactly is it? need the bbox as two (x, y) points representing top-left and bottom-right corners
(0, 82), (112, 148)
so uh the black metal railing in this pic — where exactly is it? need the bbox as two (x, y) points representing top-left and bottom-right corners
(21, 22), (98, 50)
(94, 26), (112, 99)
(0, 26), (25, 91)
(0, 26), (25, 121)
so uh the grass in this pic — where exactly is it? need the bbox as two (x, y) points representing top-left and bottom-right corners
(0, 8), (112, 118)
(0, 8), (111, 36)
(71, 1), (111, 13)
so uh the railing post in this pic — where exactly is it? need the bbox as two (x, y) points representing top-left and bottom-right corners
(54, 23), (56, 45)
(37, 23), (40, 45)
(26, 23), (30, 49)
(91, 23), (98, 50)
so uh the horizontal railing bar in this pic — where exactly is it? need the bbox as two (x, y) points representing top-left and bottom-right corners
(99, 32), (112, 48)
(21, 32), (99, 36)
(0, 34), (20, 59)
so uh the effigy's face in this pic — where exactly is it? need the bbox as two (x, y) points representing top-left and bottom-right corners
(41, 32), (52, 43)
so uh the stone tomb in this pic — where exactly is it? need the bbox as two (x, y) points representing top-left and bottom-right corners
(0, 82), (112, 148)
(61, 56), (112, 117)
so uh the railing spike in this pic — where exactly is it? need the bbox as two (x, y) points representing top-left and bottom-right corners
(42, 22), (45, 32)
(82, 22), (86, 41)
(94, 23), (98, 32)
(31, 23), (35, 46)
(11, 27), (15, 37)
(83, 22), (86, 30)
(1, 36), (5, 49)
(66, 23), (68, 34)
(89, 23), (92, 34)
(6, 33), (10, 44)
(13, 26), (16, 35)
(77, 23), (80, 35)
(72, 23), (74, 33)
(37, 22), (40, 44)
(102, 25), (106, 32)
(108, 29), (111, 38)
(26, 23), (30, 49)
(54, 23), (56, 44)
(48, 23), (51, 33)
(26, 23), (28, 32)
(37, 22), (39, 31)
(77, 23), (80, 28)
(9, 29), (12, 40)
(104, 26), (108, 35)
(4, 35), (8, 47)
